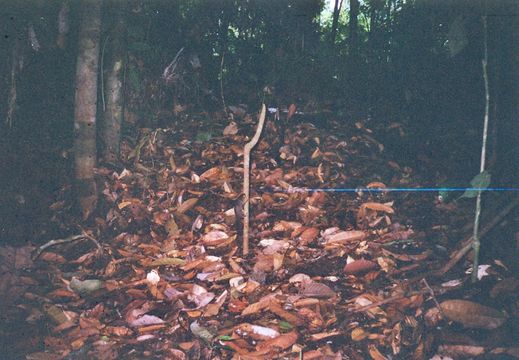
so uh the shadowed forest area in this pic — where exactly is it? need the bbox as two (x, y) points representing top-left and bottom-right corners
(1, 0), (519, 359)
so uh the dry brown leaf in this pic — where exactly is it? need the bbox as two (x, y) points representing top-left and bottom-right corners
(253, 253), (275, 273)
(360, 202), (394, 214)
(298, 307), (324, 332)
(438, 345), (486, 358)
(200, 167), (221, 181)
(268, 301), (305, 326)
(298, 227), (320, 245)
(301, 281), (336, 299)
(440, 299), (506, 329)
(105, 326), (132, 337)
(287, 103), (296, 120)
(368, 344), (388, 360)
(176, 198), (199, 214)
(326, 230), (366, 244)
(223, 121), (239, 135)
(273, 220), (302, 232)
(201, 230), (229, 246)
(344, 259), (379, 275)
(255, 330), (298, 352)
(351, 328), (368, 341)
(490, 277), (519, 298)
(366, 182), (387, 189)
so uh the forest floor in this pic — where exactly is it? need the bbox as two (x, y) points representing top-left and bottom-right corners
(1, 108), (519, 359)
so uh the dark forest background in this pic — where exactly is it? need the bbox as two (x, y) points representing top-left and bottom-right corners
(0, 0), (518, 242)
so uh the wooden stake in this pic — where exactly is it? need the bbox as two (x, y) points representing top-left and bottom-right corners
(242, 104), (266, 256)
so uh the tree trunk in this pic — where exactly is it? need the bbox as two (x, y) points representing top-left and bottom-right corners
(330, 0), (343, 46)
(56, 1), (70, 49)
(349, 0), (360, 58)
(73, 0), (102, 220)
(101, 4), (127, 164)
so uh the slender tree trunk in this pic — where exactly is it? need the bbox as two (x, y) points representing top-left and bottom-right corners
(73, 0), (102, 220)
(101, 3), (127, 163)
(330, 0), (343, 46)
(56, 0), (70, 49)
(349, 0), (360, 59)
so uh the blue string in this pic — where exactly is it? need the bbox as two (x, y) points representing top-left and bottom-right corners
(282, 187), (519, 193)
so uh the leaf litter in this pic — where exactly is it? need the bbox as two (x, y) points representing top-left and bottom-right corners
(1, 110), (519, 359)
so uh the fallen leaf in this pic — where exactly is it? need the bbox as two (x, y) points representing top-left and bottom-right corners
(176, 197), (199, 214)
(301, 281), (336, 299)
(344, 259), (379, 275)
(223, 121), (239, 135)
(326, 230), (366, 244)
(440, 299), (506, 329)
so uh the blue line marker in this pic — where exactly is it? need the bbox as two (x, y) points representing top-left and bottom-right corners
(284, 187), (519, 193)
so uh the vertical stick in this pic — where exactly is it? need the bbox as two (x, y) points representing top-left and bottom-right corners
(472, 15), (490, 282)
(243, 104), (266, 256)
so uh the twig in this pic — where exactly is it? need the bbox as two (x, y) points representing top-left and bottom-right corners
(242, 104), (266, 256)
(421, 278), (444, 317)
(351, 280), (450, 314)
(219, 51), (227, 115)
(32, 233), (102, 260)
(437, 196), (519, 276)
(6, 39), (20, 127)
(350, 289), (429, 313)
(472, 14), (490, 283)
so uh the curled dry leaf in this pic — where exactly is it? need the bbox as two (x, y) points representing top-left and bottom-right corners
(344, 259), (379, 275)
(440, 299), (506, 329)
(255, 330), (298, 353)
(273, 220), (302, 233)
(129, 314), (165, 328)
(325, 230), (366, 244)
(359, 202), (394, 214)
(299, 227), (319, 245)
(368, 344), (388, 360)
(366, 182), (387, 189)
(176, 197), (198, 214)
(223, 121), (239, 135)
(200, 167), (221, 182)
(201, 230), (229, 246)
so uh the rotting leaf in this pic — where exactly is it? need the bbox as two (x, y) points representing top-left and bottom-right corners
(69, 277), (104, 296)
(148, 257), (185, 267)
(190, 321), (216, 343)
(440, 299), (506, 329)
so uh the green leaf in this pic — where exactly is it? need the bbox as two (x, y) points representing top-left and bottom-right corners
(460, 171), (491, 199)
(279, 321), (293, 331)
(470, 171), (491, 188)
(219, 335), (233, 341)
(196, 131), (213, 142)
